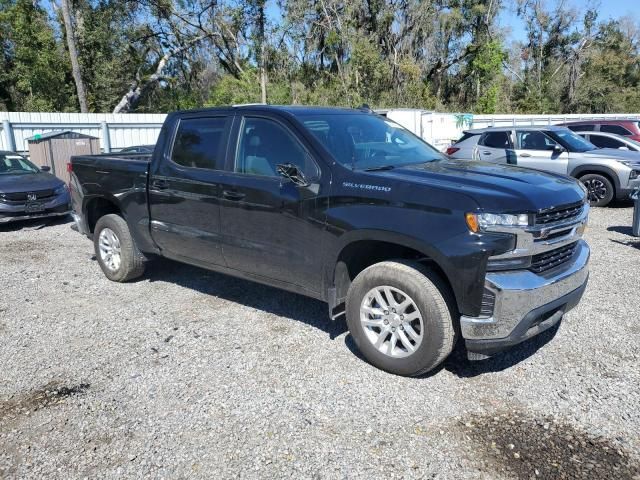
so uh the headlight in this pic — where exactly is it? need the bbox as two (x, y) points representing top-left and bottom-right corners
(578, 180), (589, 197)
(465, 212), (530, 233)
(54, 184), (69, 195)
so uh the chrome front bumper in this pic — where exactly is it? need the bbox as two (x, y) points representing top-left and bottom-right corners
(461, 239), (590, 342)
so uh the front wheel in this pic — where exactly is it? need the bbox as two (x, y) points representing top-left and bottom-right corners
(580, 173), (614, 207)
(94, 214), (145, 282)
(345, 261), (456, 376)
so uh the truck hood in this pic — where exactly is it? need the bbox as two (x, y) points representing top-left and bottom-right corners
(0, 172), (64, 194)
(582, 148), (640, 163)
(376, 159), (585, 212)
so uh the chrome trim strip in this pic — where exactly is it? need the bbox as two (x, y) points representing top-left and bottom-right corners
(461, 240), (590, 340)
(0, 211), (70, 224)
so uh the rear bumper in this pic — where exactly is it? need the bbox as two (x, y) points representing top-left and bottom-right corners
(461, 240), (590, 356)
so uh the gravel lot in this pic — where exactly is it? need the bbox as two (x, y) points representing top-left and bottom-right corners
(1, 205), (639, 479)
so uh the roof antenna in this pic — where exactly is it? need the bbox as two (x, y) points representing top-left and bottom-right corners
(357, 103), (373, 113)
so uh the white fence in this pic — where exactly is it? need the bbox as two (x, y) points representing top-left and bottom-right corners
(383, 110), (640, 150)
(0, 112), (166, 153)
(3, 110), (640, 154)
(470, 113), (640, 129)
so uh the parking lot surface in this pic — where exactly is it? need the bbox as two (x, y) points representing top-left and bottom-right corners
(1, 206), (639, 479)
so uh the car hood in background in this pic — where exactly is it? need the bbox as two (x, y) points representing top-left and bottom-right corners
(0, 172), (64, 194)
(582, 148), (640, 163)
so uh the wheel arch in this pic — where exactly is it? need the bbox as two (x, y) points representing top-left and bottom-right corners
(570, 165), (620, 192)
(326, 230), (457, 318)
(84, 195), (124, 233)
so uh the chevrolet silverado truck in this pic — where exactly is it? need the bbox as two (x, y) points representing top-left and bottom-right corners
(70, 106), (590, 376)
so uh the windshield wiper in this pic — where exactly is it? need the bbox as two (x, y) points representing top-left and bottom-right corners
(364, 165), (396, 172)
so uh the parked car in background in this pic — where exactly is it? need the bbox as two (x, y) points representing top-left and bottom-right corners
(556, 120), (640, 142)
(70, 105), (590, 376)
(119, 145), (155, 153)
(0, 151), (71, 224)
(446, 126), (640, 206)
(575, 131), (640, 152)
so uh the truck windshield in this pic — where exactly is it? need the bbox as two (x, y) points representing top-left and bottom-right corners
(298, 113), (444, 170)
(0, 154), (40, 175)
(547, 129), (596, 153)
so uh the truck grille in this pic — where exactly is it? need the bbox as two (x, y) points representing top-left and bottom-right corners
(535, 202), (583, 225)
(530, 242), (578, 273)
(2, 189), (55, 202)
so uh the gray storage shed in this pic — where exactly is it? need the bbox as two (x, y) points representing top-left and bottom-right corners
(27, 131), (100, 184)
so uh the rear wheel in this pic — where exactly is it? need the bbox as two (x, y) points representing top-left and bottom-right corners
(94, 214), (145, 282)
(345, 260), (456, 376)
(580, 173), (614, 207)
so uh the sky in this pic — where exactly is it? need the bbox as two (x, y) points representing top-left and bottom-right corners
(499, 0), (640, 42)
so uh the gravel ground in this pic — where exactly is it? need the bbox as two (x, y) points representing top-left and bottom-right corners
(0, 205), (639, 479)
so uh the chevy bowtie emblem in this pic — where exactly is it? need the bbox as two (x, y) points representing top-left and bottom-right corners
(27, 193), (37, 201)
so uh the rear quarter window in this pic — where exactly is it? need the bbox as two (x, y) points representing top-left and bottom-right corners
(567, 124), (594, 132)
(600, 124), (632, 136)
(479, 131), (512, 148)
(455, 132), (479, 144)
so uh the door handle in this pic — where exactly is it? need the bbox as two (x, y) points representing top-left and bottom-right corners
(151, 179), (169, 190)
(222, 190), (246, 201)
(520, 153), (532, 157)
(481, 151), (492, 155)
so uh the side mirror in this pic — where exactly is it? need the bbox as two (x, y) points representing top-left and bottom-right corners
(276, 163), (309, 186)
(619, 146), (630, 151)
(553, 145), (565, 154)
(40, 165), (51, 172)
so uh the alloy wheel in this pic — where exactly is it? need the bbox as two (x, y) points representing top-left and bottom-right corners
(583, 178), (608, 203)
(98, 228), (122, 271)
(360, 286), (424, 358)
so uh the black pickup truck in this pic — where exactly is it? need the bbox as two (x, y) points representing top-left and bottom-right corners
(70, 105), (590, 376)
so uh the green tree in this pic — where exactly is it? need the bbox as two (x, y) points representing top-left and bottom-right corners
(0, 0), (75, 111)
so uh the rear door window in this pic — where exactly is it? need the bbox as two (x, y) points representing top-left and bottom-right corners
(567, 124), (594, 132)
(479, 131), (512, 149)
(455, 132), (478, 144)
(171, 117), (228, 170)
(600, 124), (632, 136)
(589, 135), (626, 149)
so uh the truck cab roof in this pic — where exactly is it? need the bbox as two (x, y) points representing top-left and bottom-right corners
(171, 105), (369, 117)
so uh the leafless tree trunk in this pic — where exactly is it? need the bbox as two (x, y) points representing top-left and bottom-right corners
(60, 0), (88, 113)
(257, 1), (267, 103)
(113, 35), (211, 113)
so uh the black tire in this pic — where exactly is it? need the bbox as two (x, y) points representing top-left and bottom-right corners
(580, 173), (614, 207)
(93, 214), (145, 282)
(345, 260), (457, 376)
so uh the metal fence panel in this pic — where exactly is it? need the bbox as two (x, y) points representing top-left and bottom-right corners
(0, 111), (166, 153)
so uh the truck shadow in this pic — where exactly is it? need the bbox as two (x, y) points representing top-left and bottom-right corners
(142, 258), (561, 378)
(443, 323), (560, 378)
(143, 259), (349, 339)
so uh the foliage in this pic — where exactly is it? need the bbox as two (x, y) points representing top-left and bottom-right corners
(0, 0), (639, 114)
(0, 0), (75, 111)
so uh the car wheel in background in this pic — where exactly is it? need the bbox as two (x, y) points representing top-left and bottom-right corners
(93, 214), (145, 282)
(580, 174), (614, 207)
